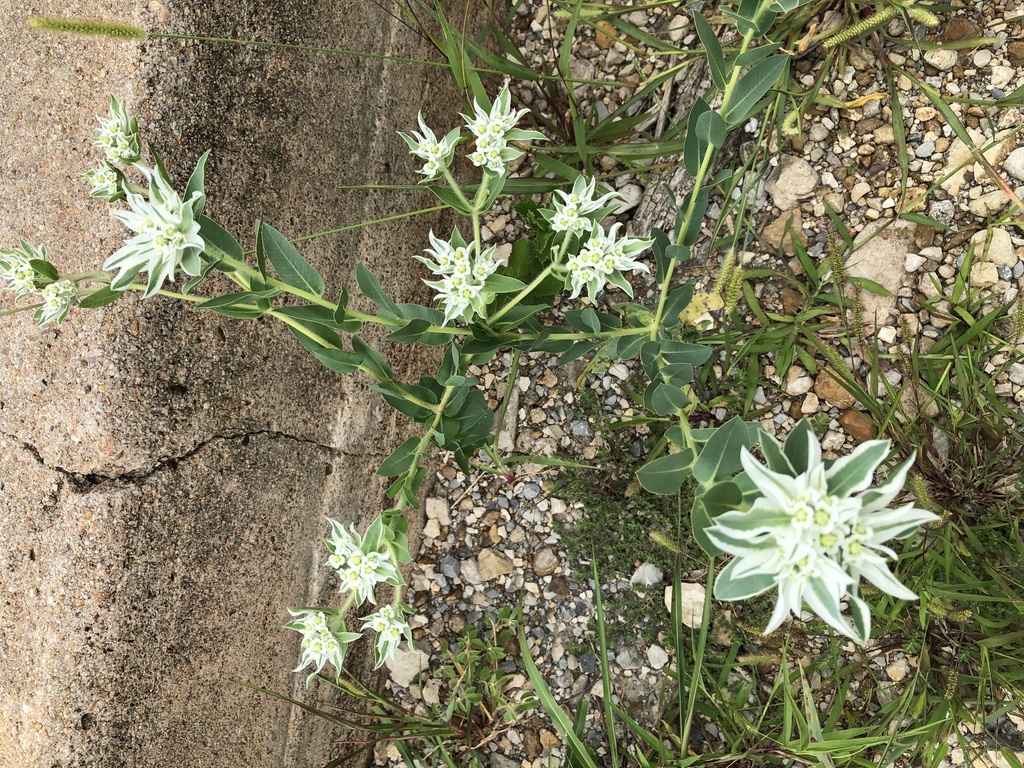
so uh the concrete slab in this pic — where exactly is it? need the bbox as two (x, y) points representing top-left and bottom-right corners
(1, 1), (467, 765)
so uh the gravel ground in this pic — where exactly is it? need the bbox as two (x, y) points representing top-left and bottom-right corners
(375, 1), (1024, 766)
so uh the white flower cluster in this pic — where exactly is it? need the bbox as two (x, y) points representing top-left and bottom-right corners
(84, 163), (121, 201)
(547, 176), (619, 234)
(707, 425), (939, 643)
(400, 83), (544, 180)
(285, 519), (414, 673)
(361, 603), (413, 667)
(93, 95), (139, 165)
(285, 608), (361, 686)
(463, 83), (533, 175)
(324, 518), (402, 605)
(416, 229), (498, 324)
(565, 223), (652, 300)
(398, 112), (461, 180)
(0, 242), (79, 326)
(103, 164), (205, 298)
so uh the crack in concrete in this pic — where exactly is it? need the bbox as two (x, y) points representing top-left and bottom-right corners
(8, 429), (351, 491)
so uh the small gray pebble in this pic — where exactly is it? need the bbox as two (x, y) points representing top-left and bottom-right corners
(998, 265), (1014, 281)
(440, 556), (460, 578)
(929, 200), (954, 225)
(1013, 262), (1023, 279)
(915, 141), (935, 158)
(579, 653), (598, 674)
(522, 482), (541, 499)
(570, 419), (593, 436)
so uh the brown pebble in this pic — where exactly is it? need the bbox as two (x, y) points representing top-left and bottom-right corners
(814, 370), (858, 409)
(943, 17), (982, 41)
(839, 410), (878, 443)
(595, 20), (616, 48)
(1007, 41), (1024, 67)
(523, 730), (542, 759)
(914, 224), (936, 250)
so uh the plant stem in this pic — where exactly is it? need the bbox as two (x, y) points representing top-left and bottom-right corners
(486, 234), (570, 327)
(680, 554), (716, 758)
(651, 15), (769, 338)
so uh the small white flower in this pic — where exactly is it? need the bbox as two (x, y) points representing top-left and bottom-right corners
(35, 279), (78, 326)
(414, 230), (473, 276)
(323, 519), (401, 605)
(418, 231), (499, 324)
(547, 176), (620, 234)
(93, 96), (140, 165)
(103, 165), (205, 298)
(84, 163), (122, 200)
(398, 113), (460, 180)
(361, 603), (413, 668)
(462, 82), (544, 175)
(0, 241), (46, 300)
(285, 608), (362, 686)
(707, 420), (939, 643)
(564, 223), (651, 300)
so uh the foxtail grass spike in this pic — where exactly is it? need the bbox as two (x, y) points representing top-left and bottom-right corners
(851, 284), (866, 344)
(908, 6), (940, 26)
(781, 108), (800, 138)
(650, 530), (683, 555)
(1012, 299), (1024, 341)
(823, 5), (899, 49)
(724, 267), (744, 314)
(711, 249), (735, 298)
(28, 15), (148, 40)
(827, 232), (846, 287)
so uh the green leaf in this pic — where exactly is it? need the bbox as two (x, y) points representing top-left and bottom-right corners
(351, 335), (393, 379)
(557, 340), (602, 366)
(684, 98), (712, 177)
(483, 273), (528, 294)
(274, 304), (357, 333)
(724, 55), (789, 127)
(637, 448), (695, 495)
(648, 382), (690, 415)
(387, 318), (433, 343)
(715, 560), (776, 599)
(199, 217), (244, 263)
(691, 481), (744, 556)
(759, 432), (794, 475)
(254, 220), (268, 279)
(437, 343), (461, 386)
(518, 629), (600, 768)
(356, 263), (401, 319)
(197, 292), (269, 319)
(899, 212), (952, 231)
(28, 259), (58, 282)
(376, 436), (421, 477)
(783, 418), (816, 474)
(662, 283), (694, 326)
(660, 340), (712, 366)
(564, 308), (601, 334)
(184, 149), (210, 218)
(736, 42), (784, 67)
(333, 286), (348, 326)
(678, 186), (710, 247)
(427, 184), (473, 215)
(78, 286), (125, 309)
(692, 416), (758, 487)
(311, 348), (364, 375)
(394, 303), (449, 345)
(826, 440), (889, 498)
(693, 12), (728, 90)
(260, 223), (325, 296)
(696, 110), (727, 149)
